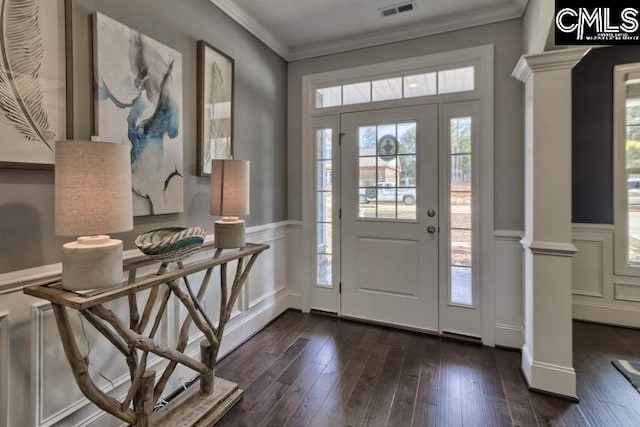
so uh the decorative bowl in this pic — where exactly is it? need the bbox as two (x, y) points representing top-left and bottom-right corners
(135, 227), (207, 261)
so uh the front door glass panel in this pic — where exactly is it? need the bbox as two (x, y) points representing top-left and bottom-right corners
(357, 122), (417, 220)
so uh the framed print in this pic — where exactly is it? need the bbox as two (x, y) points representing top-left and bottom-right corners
(197, 40), (234, 176)
(0, 0), (73, 170)
(93, 12), (183, 217)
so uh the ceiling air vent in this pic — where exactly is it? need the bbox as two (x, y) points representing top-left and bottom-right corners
(380, 1), (415, 18)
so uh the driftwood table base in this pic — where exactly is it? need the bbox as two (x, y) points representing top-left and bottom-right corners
(24, 243), (268, 427)
(151, 377), (242, 427)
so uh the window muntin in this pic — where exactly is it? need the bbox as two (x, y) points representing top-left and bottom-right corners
(315, 66), (475, 109)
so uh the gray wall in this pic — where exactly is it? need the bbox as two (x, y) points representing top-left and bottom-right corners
(287, 19), (524, 231)
(0, 0), (287, 273)
(572, 46), (640, 224)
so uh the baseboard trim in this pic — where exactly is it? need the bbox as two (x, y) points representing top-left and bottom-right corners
(215, 288), (292, 360)
(494, 323), (523, 349)
(521, 344), (577, 399)
(288, 291), (302, 310)
(573, 300), (640, 328)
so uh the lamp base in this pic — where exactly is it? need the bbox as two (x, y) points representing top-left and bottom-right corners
(214, 218), (246, 249)
(62, 235), (123, 291)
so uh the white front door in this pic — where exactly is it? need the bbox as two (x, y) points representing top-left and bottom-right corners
(340, 105), (439, 332)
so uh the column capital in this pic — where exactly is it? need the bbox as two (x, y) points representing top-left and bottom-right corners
(512, 47), (591, 82)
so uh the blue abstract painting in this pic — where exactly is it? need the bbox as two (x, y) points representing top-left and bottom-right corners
(93, 13), (183, 216)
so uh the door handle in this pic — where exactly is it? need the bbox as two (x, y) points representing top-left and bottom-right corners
(427, 226), (436, 234)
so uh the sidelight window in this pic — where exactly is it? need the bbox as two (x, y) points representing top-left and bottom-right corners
(449, 117), (473, 305)
(316, 128), (333, 286)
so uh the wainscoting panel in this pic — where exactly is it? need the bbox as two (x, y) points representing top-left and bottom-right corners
(493, 230), (524, 349)
(0, 221), (296, 427)
(572, 239), (604, 298)
(614, 282), (640, 303)
(247, 227), (287, 309)
(572, 224), (640, 327)
(286, 222), (303, 310)
(32, 292), (167, 427)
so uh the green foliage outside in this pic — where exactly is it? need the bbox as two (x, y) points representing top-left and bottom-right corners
(627, 105), (640, 168)
(451, 118), (471, 183)
(398, 125), (416, 185)
(627, 140), (640, 169)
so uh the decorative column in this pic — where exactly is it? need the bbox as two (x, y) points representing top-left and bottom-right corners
(512, 48), (590, 399)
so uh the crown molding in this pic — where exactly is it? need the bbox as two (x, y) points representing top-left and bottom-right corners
(208, 0), (289, 59)
(288, 0), (528, 61)
(210, 0), (528, 61)
(512, 47), (591, 82)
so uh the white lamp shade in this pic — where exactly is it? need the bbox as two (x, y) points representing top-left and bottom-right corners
(55, 140), (133, 236)
(210, 160), (250, 216)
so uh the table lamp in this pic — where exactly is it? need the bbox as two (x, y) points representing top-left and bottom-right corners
(210, 159), (250, 248)
(55, 140), (133, 291)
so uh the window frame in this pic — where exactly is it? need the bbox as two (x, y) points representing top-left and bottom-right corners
(614, 63), (640, 276)
(300, 45), (494, 342)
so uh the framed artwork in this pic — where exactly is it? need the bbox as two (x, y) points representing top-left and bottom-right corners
(0, 0), (73, 170)
(197, 40), (234, 176)
(93, 12), (183, 216)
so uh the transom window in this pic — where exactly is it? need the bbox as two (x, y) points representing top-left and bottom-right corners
(315, 66), (474, 109)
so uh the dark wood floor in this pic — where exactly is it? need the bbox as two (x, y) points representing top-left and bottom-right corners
(215, 311), (640, 426)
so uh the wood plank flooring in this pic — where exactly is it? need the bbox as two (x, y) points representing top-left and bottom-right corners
(215, 311), (640, 426)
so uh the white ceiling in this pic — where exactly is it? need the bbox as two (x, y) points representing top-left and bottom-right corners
(210, 0), (528, 61)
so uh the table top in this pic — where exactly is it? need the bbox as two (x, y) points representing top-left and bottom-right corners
(23, 242), (269, 311)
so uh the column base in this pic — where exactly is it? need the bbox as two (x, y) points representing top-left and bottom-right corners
(522, 344), (577, 399)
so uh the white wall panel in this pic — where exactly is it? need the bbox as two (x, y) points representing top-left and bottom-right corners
(247, 229), (287, 309)
(572, 224), (640, 327)
(572, 239), (604, 298)
(493, 230), (524, 349)
(286, 223), (303, 309)
(614, 282), (640, 303)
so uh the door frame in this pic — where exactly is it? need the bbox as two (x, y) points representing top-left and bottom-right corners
(300, 45), (495, 344)
(340, 105), (440, 332)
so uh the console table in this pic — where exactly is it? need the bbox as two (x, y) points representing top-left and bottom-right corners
(24, 242), (269, 427)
